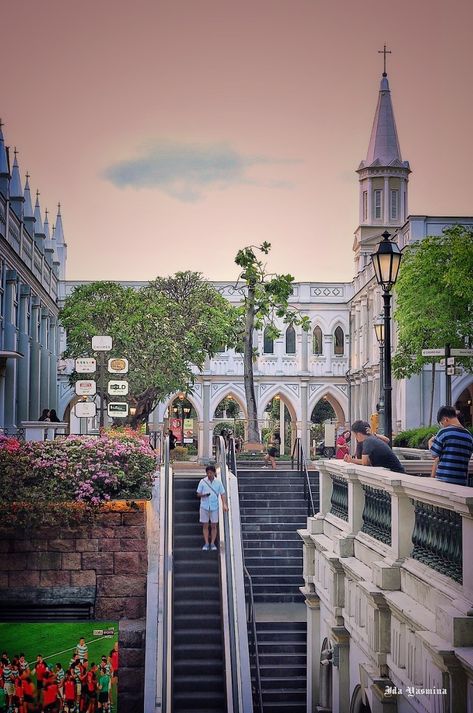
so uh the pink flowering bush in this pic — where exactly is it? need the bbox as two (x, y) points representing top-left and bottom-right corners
(0, 433), (156, 527)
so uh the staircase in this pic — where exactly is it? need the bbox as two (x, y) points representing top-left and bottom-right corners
(237, 467), (319, 712)
(172, 476), (227, 713)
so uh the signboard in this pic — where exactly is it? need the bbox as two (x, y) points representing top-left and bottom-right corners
(170, 417), (182, 442)
(75, 401), (97, 418)
(108, 380), (129, 396)
(108, 402), (129, 418)
(447, 356), (455, 366)
(450, 348), (473, 357)
(75, 357), (96, 373)
(108, 357), (129, 374)
(75, 380), (97, 396)
(421, 349), (445, 357)
(183, 417), (194, 443)
(92, 335), (113, 351)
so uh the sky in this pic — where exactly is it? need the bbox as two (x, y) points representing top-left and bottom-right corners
(1, 0), (472, 283)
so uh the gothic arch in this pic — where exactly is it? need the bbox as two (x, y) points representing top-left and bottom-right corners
(312, 325), (323, 355)
(257, 385), (300, 422)
(210, 386), (248, 421)
(160, 391), (204, 422)
(452, 373), (473, 404)
(308, 387), (347, 426)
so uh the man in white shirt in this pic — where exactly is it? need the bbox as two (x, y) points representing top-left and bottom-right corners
(196, 465), (228, 551)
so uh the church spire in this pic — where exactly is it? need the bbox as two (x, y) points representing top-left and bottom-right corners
(0, 120), (10, 198)
(34, 190), (46, 253)
(23, 173), (34, 219)
(363, 72), (403, 167)
(10, 149), (25, 219)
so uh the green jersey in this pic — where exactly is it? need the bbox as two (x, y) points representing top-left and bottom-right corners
(98, 673), (110, 692)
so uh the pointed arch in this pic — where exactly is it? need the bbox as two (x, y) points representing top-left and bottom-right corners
(285, 325), (296, 354)
(160, 391), (204, 422)
(334, 325), (345, 355)
(256, 385), (300, 422)
(263, 327), (274, 354)
(210, 386), (248, 421)
(308, 386), (347, 427)
(313, 325), (323, 355)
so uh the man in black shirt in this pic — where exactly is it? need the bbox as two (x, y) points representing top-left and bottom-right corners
(344, 420), (405, 473)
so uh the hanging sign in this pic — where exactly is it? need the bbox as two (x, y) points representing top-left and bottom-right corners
(75, 402), (97, 418)
(421, 349), (445, 357)
(183, 418), (194, 443)
(75, 357), (96, 373)
(170, 417), (182, 442)
(108, 358), (129, 374)
(108, 402), (129, 418)
(108, 380), (129, 396)
(92, 335), (113, 351)
(75, 380), (97, 396)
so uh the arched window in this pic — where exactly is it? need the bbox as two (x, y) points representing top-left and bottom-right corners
(285, 325), (296, 354)
(313, 326), (323, 355)
(334, 326), (344, 355)
(263, 327), (274, 354)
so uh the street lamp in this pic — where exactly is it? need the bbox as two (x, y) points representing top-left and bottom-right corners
(374, 314), (385, 435)
(371, 231), (402, 444)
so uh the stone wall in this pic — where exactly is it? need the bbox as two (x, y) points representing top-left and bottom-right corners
(0, 501), (148, 713)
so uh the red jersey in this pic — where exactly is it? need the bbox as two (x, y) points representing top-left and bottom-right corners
(15, 679), (23, 698)
(43, 683), (58, 705)
(35, 662), (47, 681)
(111, 651), (118, 671)
(86, 671), (96, 692)
(64, 680), (75, 700)
(23, 681), (34, 697)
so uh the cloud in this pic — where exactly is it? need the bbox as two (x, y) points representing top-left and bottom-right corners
(103, 140), (294, 201)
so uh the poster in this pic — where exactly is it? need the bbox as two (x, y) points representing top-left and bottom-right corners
(170, 417), (182, 442)
(183, 417), (194, 444)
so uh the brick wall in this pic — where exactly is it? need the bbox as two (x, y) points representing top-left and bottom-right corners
(0, 501), (149, 713)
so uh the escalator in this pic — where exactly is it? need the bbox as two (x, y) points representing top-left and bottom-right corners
(172, 475), (226, 712)
(145, 437), (253, 713)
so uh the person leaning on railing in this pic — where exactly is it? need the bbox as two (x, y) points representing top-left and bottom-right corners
(344, 420), (405, 473)
(428, 406), (473, 486)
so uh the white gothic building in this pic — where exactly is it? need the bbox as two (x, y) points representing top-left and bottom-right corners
(58, 68), (473, 459)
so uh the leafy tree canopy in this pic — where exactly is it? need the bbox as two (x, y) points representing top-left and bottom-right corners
(393, 225), (473, 379)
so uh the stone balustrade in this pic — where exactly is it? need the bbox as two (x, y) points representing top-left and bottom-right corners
(21, 420), (69, 441)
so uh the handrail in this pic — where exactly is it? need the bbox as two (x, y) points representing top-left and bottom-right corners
(292, 437), (316, 517)
(215, 435), (254, 713)
(147, 435), (173, 713)
(226, 436), (264, 713)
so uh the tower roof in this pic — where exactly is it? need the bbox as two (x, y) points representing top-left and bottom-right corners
(34, 191), (45, 235)
(24, 173), (34, 218)
(10, 149), (23, 199)
(55, 202), (65, 245)
(360, 74), (407, 169)
(0, 120), (8, 177)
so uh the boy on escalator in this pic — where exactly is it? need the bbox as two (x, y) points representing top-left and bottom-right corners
(196, 465), (228, 551)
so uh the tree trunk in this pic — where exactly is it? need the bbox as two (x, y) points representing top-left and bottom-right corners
(428, 360), (436, 426)
(243, 284), (260, 442)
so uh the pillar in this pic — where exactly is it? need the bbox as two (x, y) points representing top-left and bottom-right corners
(17, 286), (31, 423)
(305, 592), (321, 712)
(39, 309), (50, 412)
(48, 318), (58, 411)
(4, 271), (18, 428)
(301, 314), (309, 373)
(383, 176), (390, 224)
(301, 381), (309, 456)
(202, 380), (211, 463)
(29, 301), (41, 420)
(331, 626), (350, 713)
(279, 397), (285, 456)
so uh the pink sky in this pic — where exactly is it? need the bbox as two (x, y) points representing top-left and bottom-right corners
(1, 0), (472, 283)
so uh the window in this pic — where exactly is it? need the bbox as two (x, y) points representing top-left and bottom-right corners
(263, 327), (274, 354)
(362, 191), (368, 221)
(374, 189), (382, 219)
(313, 326), (323, 355)
(285, 325), (296, 354)
(334, 326), (344, 355)
(391, 190), (398, 220)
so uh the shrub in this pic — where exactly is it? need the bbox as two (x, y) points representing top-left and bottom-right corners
(0, 433), (157, 528)
(172, 445), (189, 461)
(393, 426), (439, 448)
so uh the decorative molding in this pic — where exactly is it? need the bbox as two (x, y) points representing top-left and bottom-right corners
(309, 384), (324, 396)
(335, 384), (348, 395)
(259, 383), (275, 396)
(311, 287), (343, 297)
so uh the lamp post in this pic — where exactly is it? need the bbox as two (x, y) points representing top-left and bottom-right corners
(371, 231), (402, 444)
(374, 314), (385, 435)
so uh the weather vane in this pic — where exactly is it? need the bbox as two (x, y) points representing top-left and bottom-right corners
(378, 44), (392, 76)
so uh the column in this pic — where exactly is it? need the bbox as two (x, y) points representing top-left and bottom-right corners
(305, 592), (321, 713)
(4, 271), (18, 428)
(367, 177), (373, 221)
(39, 309), (50, 412)
(301, 381), (309, 456)
(17, 286), (31, 423)
(48, 318), (58, 411)
(383, 176), (390, 224)
(400, 178), (406, 222)
(301, 314), (309, 373)
(201, 380), (211, 463)
(323, 333), (333, 374)
(279, 397), (285, 456)
(331, 626), (350, 713)
(29, 301), (41, 419)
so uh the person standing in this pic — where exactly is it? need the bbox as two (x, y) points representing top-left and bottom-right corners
(336, 430), (351, 459)
(429, 406), (473, 485)
(262, 438), (278, 470)
(196, 465), (228, 551)
(168, 429), (177, 461)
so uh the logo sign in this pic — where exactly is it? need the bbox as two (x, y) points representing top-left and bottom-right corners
(108, 357), (129, 374)
(450, 348), (473, 357)
(108, 402), (129, 418)
(108, 380), (129, 396)
(92, 335), (113, 351)
(75, 357), (96, 373)
(75, 402), (97, 418)
(421, 349), (445, 357)
(75, 380), (97, 396)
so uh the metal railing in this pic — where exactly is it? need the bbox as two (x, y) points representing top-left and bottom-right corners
(215, 435), (254, 713)
(291, 437), (316, 517)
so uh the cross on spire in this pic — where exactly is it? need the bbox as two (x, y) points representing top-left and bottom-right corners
(378, 44), (392, 76)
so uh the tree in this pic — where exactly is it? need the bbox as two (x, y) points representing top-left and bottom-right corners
(392, 226), (473, 424)
(232, 243), (310, 442)
(60, 274), (236, 426)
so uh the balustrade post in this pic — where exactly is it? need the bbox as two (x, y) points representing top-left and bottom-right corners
(346, 468), (363, 534)
(462, 514), (473, 599)
(318, 462), (333, 516)
(391, 489), (415, 562)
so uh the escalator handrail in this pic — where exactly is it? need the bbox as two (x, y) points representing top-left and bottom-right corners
(149, 435), (173, 713)
(226, 437), (264, 713)
(216, 435), (254, 713)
